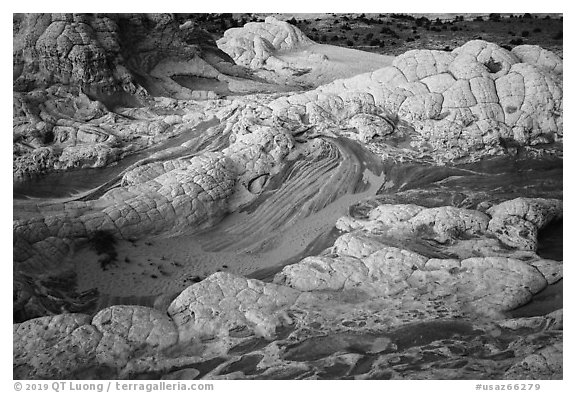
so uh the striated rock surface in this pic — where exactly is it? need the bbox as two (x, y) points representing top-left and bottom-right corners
(14, 196), (562, 379)
(14, 124), (294, 256)
(13, 15), (562, 380)
(12, 13), (285, 182)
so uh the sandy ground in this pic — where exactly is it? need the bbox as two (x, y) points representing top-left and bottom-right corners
(73, 140), (386, 305)
(277, 43), (394, 85)
(74, 170), (383, 300)
(249, 43), (394, 88)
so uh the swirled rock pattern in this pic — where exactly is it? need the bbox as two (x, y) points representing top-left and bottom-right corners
(14, 195), (562, 379)
(14, 124), (294, 254)
(12, 13), (277, 181)
(13, 16), (562, 380)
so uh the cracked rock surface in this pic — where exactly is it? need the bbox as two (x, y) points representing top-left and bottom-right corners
(232, 39), (563, 164)
(14, 196), (562, 379)
(13, 14), (562, 380)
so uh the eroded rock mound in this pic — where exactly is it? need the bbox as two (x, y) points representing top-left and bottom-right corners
(13, 22), (563, 379)
(217, 16), (314, 71)
(14, 197), (563, 379)
(14, 123), (294, 253)
(13, 13), (247, 181)
(248, 40), (563, 163)
(13, 13), (238, 97)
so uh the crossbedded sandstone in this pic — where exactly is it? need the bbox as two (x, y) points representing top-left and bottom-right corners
(13, 15), (563, 380)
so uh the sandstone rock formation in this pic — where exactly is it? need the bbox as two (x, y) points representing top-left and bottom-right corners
(235, 40), (563, 163)
(13, 13), (290, 182)
(487, 198), (563, 251)
(14, 194), (563, 379)
(216, 16), (394, 86)
(217, 16), (314, 70)
(14, 123), (294, 261)
(13, 13), (245, 98)
(13, 14), (563, 380)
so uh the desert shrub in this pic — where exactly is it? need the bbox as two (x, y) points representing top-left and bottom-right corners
(508, 30), (516, 35)
(451, 26), (458, 31)
(553, 31), (562, 40)
(510, 38), (524, 45)
(88, 230), (118, 270)
(370, 38), (381, 46)
(89, 230), (116, 255)
(380, 27), (400, 38)
(521, 30), (530, 37)
(391, 13), (414, 20)
(415, 17), (430, 27)
(489, 13), (501, 22)
(346, 40), (354, 46)
(331, 35), (339, 41)
(533, 27), (541, 33)
(474, 16), (484, 22)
